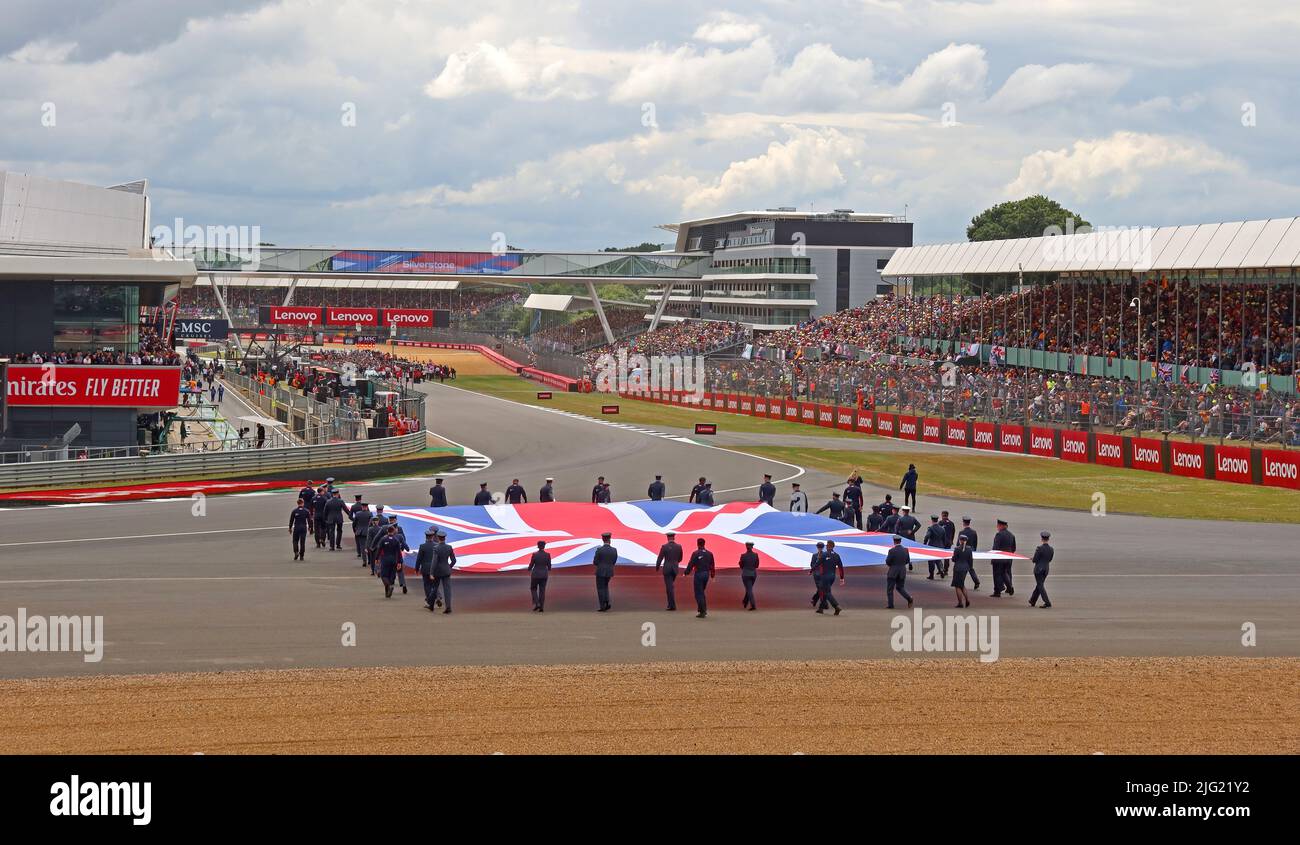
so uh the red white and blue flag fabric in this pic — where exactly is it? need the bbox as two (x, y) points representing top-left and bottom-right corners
(388, 502), (1027, 573)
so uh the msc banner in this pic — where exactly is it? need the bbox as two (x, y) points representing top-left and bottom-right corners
(172, 318), (230, 340)
(5, 364), (181, 408)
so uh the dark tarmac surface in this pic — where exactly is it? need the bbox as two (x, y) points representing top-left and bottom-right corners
(0, 379), (1296, 679)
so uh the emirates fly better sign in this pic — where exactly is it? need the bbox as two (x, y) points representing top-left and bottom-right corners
(4, 365), (181, 409)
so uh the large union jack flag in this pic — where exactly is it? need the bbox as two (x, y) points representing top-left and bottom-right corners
(387, 502), (1027, 572)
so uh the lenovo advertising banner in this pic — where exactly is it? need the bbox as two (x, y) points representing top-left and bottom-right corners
(767, 398), (784, 420)
(897, 415), (919, 440)
(855, 409), (875, 434)
(972, 421), (996, 450)
(1059, 430), (1089, 463)
(754, 397), (768, 416)
(325, 307), (379, 326)
(876, 414), (896, 437)
(999, 425), (1026, 453)
(264, 305), (322, 326)
(784, 401), (800, 423)
(701, 393), (715, 409)
(1213, 445), (1253, 484)
(5, 365), (181, 409)
(944, 419), (969, 448)
(1260, 449), (1300, 490)
(836, 407), (855, 431)
(1169, 441), (1208, 478)
(1094, 433), (1124, 467)
(726, 394), (740, 413)
(380, 308), (449, 329)
(922, 417), (942, 443)
(1029, 427), (1057, 458)
(740, 396), (754, 415)
(817, 405), (835, 428)
(1130, 437), (1165, 473)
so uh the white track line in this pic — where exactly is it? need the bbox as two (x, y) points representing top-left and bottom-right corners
(0, 526), (281, 547)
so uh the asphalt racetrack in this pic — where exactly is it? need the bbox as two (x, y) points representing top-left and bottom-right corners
(1, 366), (1298, 682)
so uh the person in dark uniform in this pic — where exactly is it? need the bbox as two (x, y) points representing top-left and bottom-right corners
(299, 482), (316, 511)
(885, 535), (914, 609)
(878, 494), (896, 518)
(757, 474), (776, 506)
(950, 534), (973, 608)
(900, 464), (918, 510)
(312, 487), (329, 548)
(880, 507), (899, 536)
(350, 497), (371, 559)
(895, 507), (920, 541)
(922, 515), (947, 580)
(991, 518), (1017, 598)
(696, 483), (715, 507)
(429, 531), (456, 613)
(815, 540), (844, 615)
(738, 541), (760, 610)
(1029, 531), (1053, 608)
(866, 504), (884, 532)
(387, 515), (409, 594)
(539, 478), (555, 503)
(685, 538), (715, 618)
(815, 492), (846, 521)
(289, 498), (311, 560)
(504, 479), (527, 504)
(842, 481), (863, 529)
(415, 528), (440, 609)
(593, 532), (617, 611)
(365, 509), (387, 575)
(655, 531), (682, 610)
(377, 525), (408, 599)
(528, 540), (551, 611)
(324, 491), (347, 551)
(473, 483), (493, 506)
(937, 511), (955, 577)
(689, 477), (707, 503)
(647, 475), (666, 501)
(789, 482), (809, 512)
(592, 476), (612, 504)
(428, 478), (447, 508)
(957, 517), (981, 590)
(809, 541), (826, 606)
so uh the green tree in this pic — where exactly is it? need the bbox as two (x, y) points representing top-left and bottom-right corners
(966, 196), (1090, 241)
(602, 242), (663, 252)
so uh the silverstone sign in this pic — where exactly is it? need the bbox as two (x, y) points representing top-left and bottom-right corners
(5, 365), (181, 408)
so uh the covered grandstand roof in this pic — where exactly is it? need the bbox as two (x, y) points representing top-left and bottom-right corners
(522, 293), (649, 312)
(882, 217), (1300, 278)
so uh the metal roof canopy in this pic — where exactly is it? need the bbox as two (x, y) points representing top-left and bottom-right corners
(522, 293), (651, 312)
(882, 217), (1300, 278)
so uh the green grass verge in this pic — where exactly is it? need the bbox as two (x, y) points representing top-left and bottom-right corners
(733, 445), (1299, 524)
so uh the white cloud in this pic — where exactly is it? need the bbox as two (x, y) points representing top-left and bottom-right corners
(759, 44), (874, 107)
(610, 38), (777, 103)
(987, 62), (1130, 112)
(889, 43), (988, 108)
(1005, 131), (1243, 200)
(692, 12), (763, 44)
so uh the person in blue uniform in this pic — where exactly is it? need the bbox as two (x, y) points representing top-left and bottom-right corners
(685, 538), (715, 618)
(539, 478), (555, 502)
(957, 517), (981, 590)
(593, 532), (618, 611)
(866, 504), (884, 532)
(504, 479), (527, 504)
(689, 477), (706, 503)
(473, 483), (493, 506)
(922, 515), (947, 580)
(696, 483), (715, 506)
(647, 475), (666, 501)
(991, 519), (1017, 598)
(428, 478), (447, 508)
(900, 464), (918, 510)
(757, 474), (776, 506)
(809, 541), (826, 606)
(655, 531), (682, 610)
(377, 525), (408, 599)
(387, 515), (409, 594)
(323, 491), (347, 551)
(592, 477), (612, 504)
(289, 498), (310, 560)
(350, 498), (371, 559)
(428, 531), (456, 613)
(816, 492), (846, 521)
(950, 535), (973, 608)
(528, 540), (551, 611)
(1028, 531), (1053, 608)
(738, 541), (760, 610)
(885, 535), (913, 609)
(815, 540), (844, 615)
(415, 528), (439, 609)
(842, 481), (863, 529)
(312, 486), (329, 548)
(877, 494), (896, 518)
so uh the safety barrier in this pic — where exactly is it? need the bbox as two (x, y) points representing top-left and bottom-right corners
(615, 389), (1300, 491)
(0, 430), (431, 491)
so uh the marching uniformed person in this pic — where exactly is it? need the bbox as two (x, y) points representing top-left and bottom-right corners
(350, 497), (371, 559)
(505, 479), (527, 504)
(312, 486), (329, 548)
(880, 506), (899, 536)
(647, 475), (666, 501)
(696, 482), (715, 506)
(655, 531), (683, 611)
(387, 514), (409, 594)
(415, 528), (440, 609)
(957, 517), (981, 590)
(365, 507), (388, 574)
(289, 498), (311, 560)
(685, 538), (716, 618)
(922, 515), (947, 580)
(592, 476), (612, 504)
(815, 492), (846, 521)
(895, 506), (920, 542)
(539, 477), (555, 503)
(877, 494), (896, 518)
(938, 511), (956, 548)
(900, 463), (918, 510)
(885, 535), (914, 610)
(815, 539), (844, 615)
(758, 474), (776, 506)
(428, 478), (448, 508)
(842, 481), (864, 529)
(298, 481), (316, 511)
(528, 540), (552, 611)
(991, 518), (1017, 598)
(324, 491), (347, 551)
(739, 541), (760, 610)
(789, 482), (809, 512)
(689, 477), (707, 503)
(377, 524), (408, 599)
(809, 541), (826, 606)
(473, 483), (493, 506)
(593, 532), (617, 611)
(1029, 531), (1053, 608)
(950, 534), (973, 608)
(429, 530), (456, 613)
(866, 504), (884, 532)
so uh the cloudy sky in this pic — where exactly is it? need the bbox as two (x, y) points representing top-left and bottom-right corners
(3, 0), (1299, 250)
